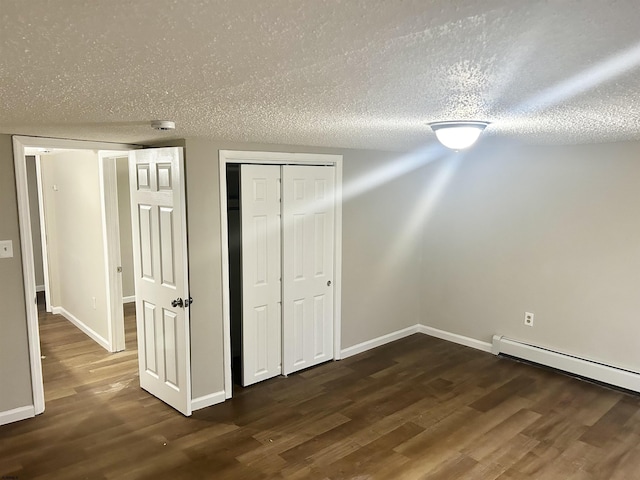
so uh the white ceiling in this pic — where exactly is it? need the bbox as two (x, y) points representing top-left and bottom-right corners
(2, 0), (640, 151)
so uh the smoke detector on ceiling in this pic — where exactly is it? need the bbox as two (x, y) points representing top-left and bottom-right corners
(150, 120), (176, 131)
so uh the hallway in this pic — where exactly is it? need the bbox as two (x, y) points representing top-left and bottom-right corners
(38, 295), (138, 404)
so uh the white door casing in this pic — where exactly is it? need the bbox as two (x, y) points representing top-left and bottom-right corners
(282, 165), (335, 375)
(218, 150), (343, 399)
(129, 147), (192, 416)
(98, 151), (127, 353)
(34, 156), (53, 313)
(13, 136), (134, 420)
(240, 165), (282, 386)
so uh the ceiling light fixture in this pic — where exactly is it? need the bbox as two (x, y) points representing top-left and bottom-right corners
(151, 120), (176, 131)
(429, 121), (490, 150)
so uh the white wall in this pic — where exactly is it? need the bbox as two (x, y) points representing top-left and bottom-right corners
(26, 155), (45, 289)
(116, 156), (135, 299)
(40, 150), (110, 343)
(420, 140), (640, 373)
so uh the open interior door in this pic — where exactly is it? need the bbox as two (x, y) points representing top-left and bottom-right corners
(129, 147), (191, 415)
(240, 164), (282, 386)
(282, 165), (335, 375)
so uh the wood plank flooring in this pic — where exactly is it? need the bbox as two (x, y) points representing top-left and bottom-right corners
(2, 304), (640, 479)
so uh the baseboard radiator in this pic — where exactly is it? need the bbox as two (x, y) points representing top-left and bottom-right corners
(492, 335), (640, 393)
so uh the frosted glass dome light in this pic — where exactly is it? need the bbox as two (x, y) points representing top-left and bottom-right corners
(429, 121), (490, 150)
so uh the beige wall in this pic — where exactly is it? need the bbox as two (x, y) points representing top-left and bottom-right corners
(40, 151), (110, 342)
(341, 149), (424, 346)
(183, 139), (421, 398)
(0, 134), (33, 412)
(26, 156), (45, 288)
(9, 133), (640, 417)
(116, 156), (135, 299)
(420, 140), (640, 373)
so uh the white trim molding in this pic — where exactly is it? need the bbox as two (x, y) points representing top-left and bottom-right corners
(191, 391), (226, 411)
(14, 136), (138, 417)
(35, 155), (52, 313)
(340, 324), (493, 360)
(419, 325), (493, 353)
(53, 306), (111, 352)
(122, 295), (136, 304)
(0, 405), (35, 426)
(341, 325), (421, 359)
(36, 285), (45, 293)
(492, 335), (640, 393)
(13, 137), (45, 415)
(99, 151), (129, 353)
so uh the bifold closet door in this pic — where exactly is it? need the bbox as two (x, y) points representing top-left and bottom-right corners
(240, 165), (282, 386)
(282, 165), (335, 375)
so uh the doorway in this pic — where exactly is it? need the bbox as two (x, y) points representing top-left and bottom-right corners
(13, 136), (135, 414)
(32, 149), (133, 352)
(219, 150), (344, 398)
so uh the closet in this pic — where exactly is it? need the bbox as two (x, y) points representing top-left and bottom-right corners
(228, 163), (336, 387)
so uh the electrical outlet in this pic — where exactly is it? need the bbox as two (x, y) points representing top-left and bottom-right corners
(524, 312), (534, 327)
(0, 240), (13, 258)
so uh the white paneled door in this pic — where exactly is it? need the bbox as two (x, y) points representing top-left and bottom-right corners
(240, 165), (282, 386)
(282, 165), (335, 375)
(129, 147), (191, 416)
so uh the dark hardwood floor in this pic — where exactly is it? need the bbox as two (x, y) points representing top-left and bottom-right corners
(2, 303), (640, 479)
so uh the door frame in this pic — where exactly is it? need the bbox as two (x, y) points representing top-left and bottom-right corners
(13, 136), (137, 415)
(33, 155), (52, 312)
(218, 150), (343, 399)
(99, 151), (130, 352)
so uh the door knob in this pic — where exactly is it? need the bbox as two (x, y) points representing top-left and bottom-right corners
(171, 297), (184, 308)
(327, 280), (332, 287)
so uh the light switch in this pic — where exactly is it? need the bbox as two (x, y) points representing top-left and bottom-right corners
(0, 240), (13, 259)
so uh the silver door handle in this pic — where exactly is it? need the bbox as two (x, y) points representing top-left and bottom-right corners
(171, 297), (184, 308)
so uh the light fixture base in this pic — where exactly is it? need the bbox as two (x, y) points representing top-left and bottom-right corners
(429, 120), (490, 150)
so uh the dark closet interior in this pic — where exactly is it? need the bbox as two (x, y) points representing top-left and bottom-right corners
(226, 164), (243, 386)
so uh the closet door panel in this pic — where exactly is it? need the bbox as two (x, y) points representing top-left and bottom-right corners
(283, 165), (335, 375)
(240, 165), (282, 386)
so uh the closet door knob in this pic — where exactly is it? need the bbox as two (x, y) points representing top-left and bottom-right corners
(327, 280), (332, 287)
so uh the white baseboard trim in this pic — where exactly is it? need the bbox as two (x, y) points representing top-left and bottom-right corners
(191, 390), (226, 411)
(419, 325), (493, 353)
(340, 325), (420, 359)
(36, 284), (45, 293)
(340, 324), (493, 360)
(492, 335), (640, 393)
(52, 306), (111, 352)
(0, 405), (35, 426)
(122, 295), (136, 304)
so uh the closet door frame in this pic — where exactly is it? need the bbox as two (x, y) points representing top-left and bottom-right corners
(218, 150), (343, 399)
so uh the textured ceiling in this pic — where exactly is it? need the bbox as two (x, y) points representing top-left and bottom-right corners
(2, 0), (640, 151)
